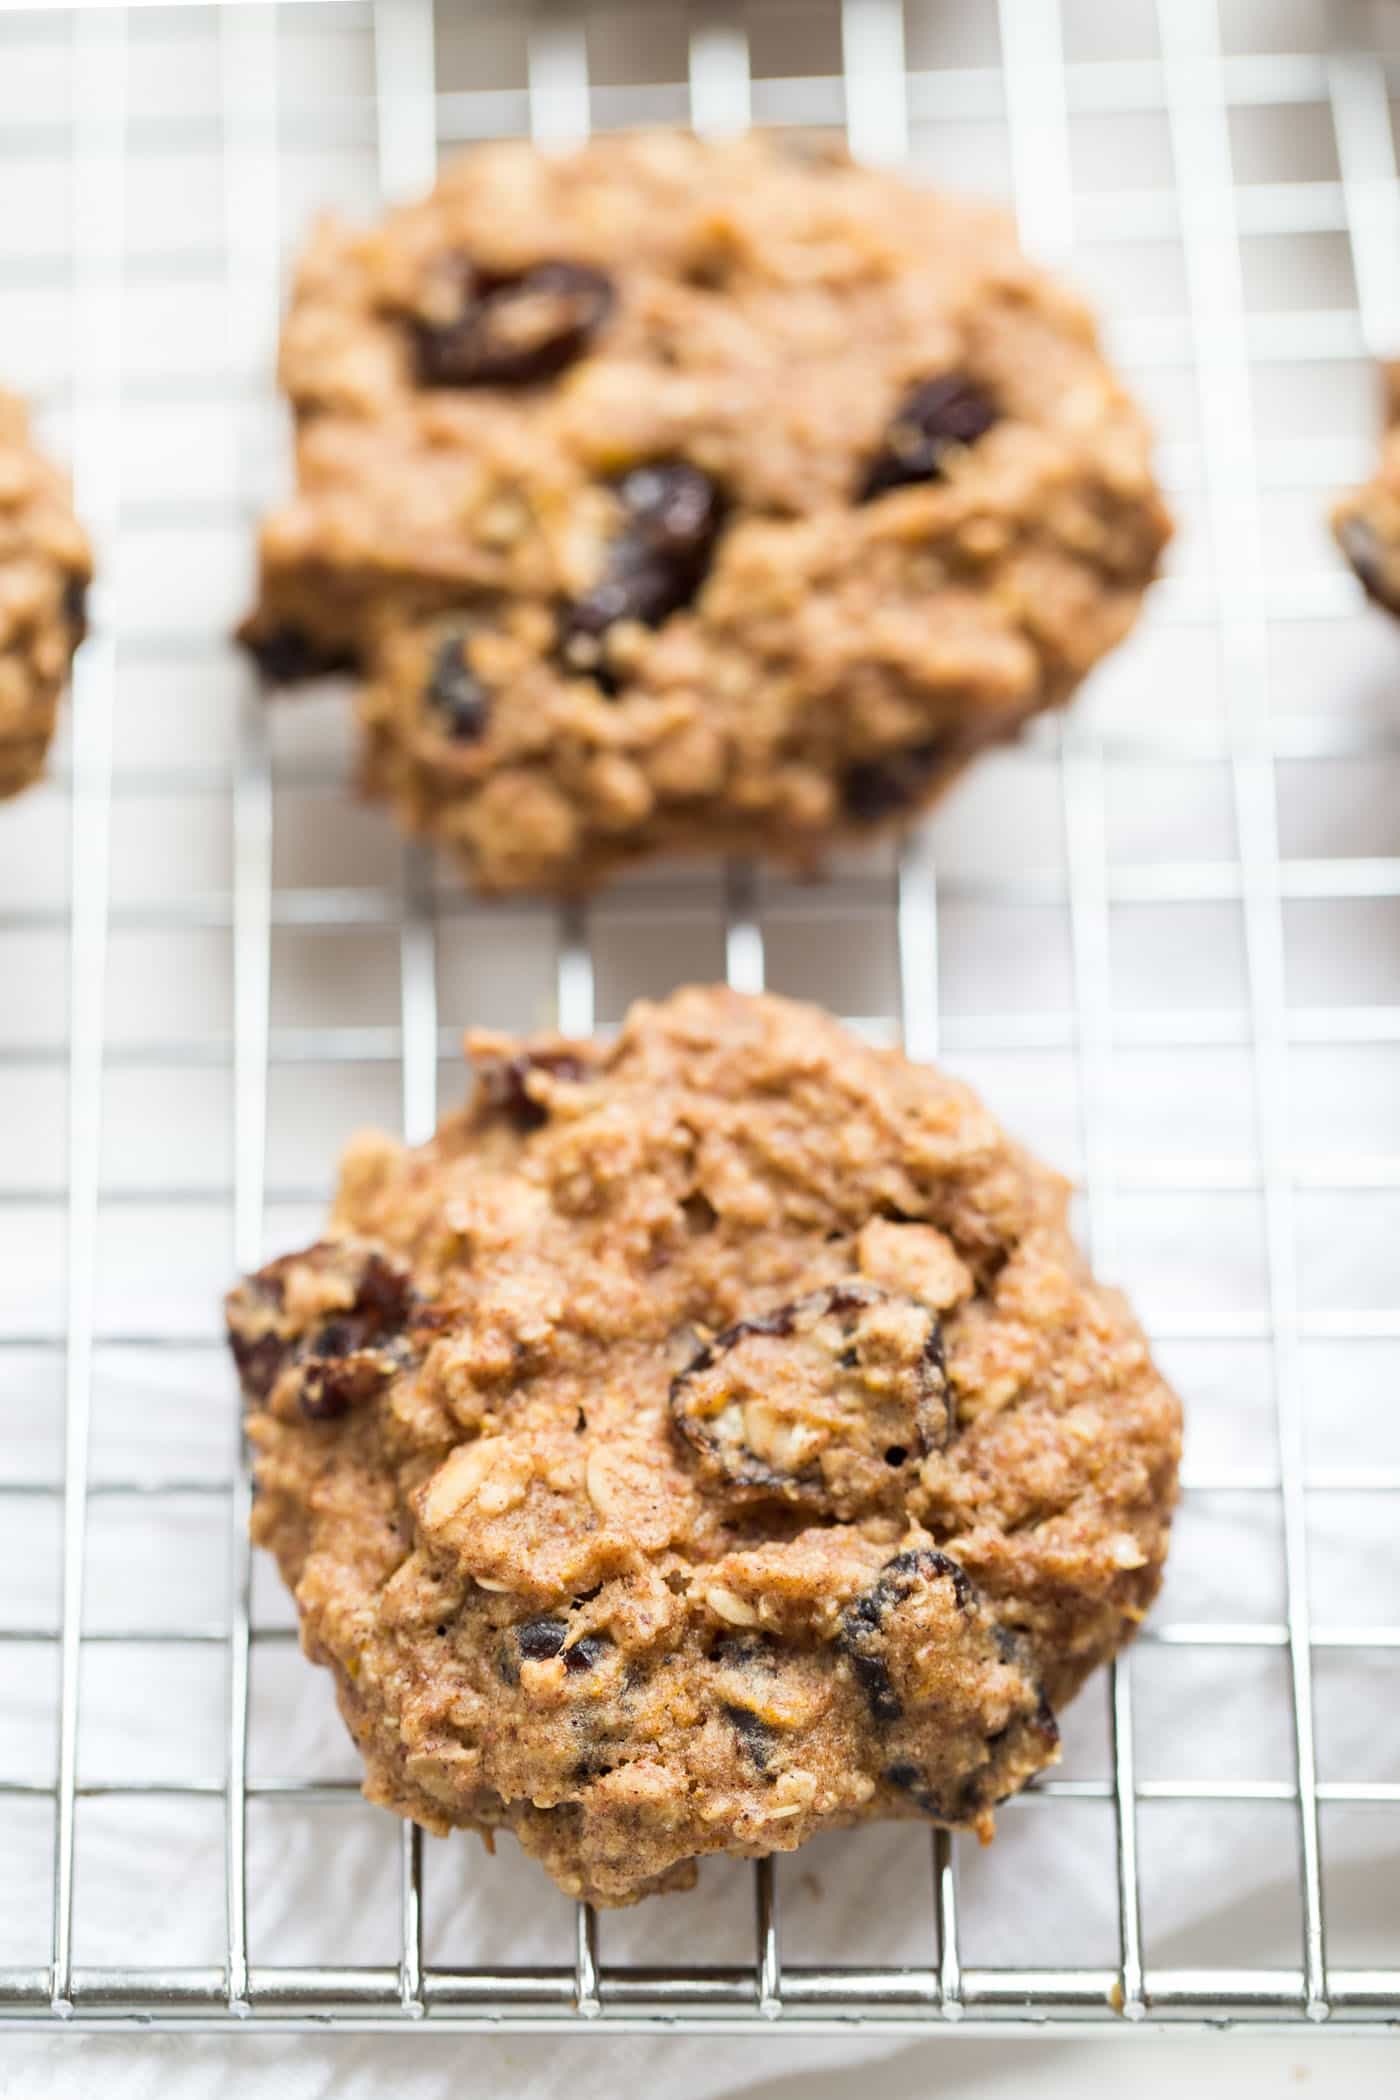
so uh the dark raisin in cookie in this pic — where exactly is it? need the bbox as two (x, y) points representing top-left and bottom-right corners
(226, 1240), (419, 1422)
(241, 132), (1170, 892)
(670, 1282), (951, 1516)
(227, 987), (1181, 1907)
(413, 259), (616, 390)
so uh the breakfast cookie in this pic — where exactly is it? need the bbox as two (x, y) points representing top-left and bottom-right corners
(0, 390), (91, 798)
(1333, 362), (1400, 616)
(243, 130), (1171, 890)
(228, 986), (1181, 1906)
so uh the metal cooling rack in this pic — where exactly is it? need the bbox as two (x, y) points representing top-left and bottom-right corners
(0, 0), (1398, 2037)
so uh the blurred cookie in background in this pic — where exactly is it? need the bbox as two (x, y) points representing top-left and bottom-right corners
(243, 131), (1171, 891)
(0, 389), (91, 800)
(1333, 362), (1400, 618)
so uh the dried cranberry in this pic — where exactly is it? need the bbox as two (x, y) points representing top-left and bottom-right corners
(350, 1252), (415, 1329)
(424, 633), (490, 742)
(228, 1330), (289, 1405)
(559, 462), (724, 684)
(63, 576), (88, 639)
(244, 623), (357, 687)
(226, 1245), (415, 1422)
(562, 1631), (611, 1674)
(841, 1555), (1060, 1823)
(841, 741), (950, 826)
(723, 1704), (774, 1772)
(883, 1689), (1058, 1824)
(572, 1754), (616, 1782)
(859, 374), (999, 501)
(671, 1284), (950, 1512)
(619, 462), (722, 563)
(480, 1049), (587, 1132)
(839, 1549), (973, 1722)
(302, 1344), (394, 1427)
(711, 1632), (776, 1672)
(516, 1617), (569, 1661)
(882, 1758), (984, 1822)
(413, 259), (615, 388)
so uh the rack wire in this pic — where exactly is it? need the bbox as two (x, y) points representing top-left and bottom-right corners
(0, 0), (1398, 2036)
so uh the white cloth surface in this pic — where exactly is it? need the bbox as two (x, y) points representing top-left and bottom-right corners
(2, 2030), (1398, 2099)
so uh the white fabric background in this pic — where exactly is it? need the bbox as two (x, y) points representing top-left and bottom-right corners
(1, 2029), (1398, 2097)
(2, 0), (1399, 2092)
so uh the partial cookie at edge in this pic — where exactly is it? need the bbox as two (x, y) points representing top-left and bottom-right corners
(1333, 361), (1400, 617)
(0, 389), (91, 799)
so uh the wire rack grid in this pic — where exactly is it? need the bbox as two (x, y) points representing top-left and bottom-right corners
(0, 0), (1398, 2038)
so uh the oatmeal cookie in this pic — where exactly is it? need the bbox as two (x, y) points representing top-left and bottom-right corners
(228, 987), (1181, 1906)
(0, 390), (91, 798)
(243, 131), (1170, 890)
(1333, 362), (1400, 617)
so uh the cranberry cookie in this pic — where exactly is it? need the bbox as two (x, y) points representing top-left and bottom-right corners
(0, 390), (91, 798)
(244, 131), (1170, 890)
(1333, 362), (1400, 617)
(228, 987), (1180, 1906)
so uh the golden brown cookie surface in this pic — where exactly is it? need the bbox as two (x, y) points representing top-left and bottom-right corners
(0, 390), (91, 799)
(245, 132), (1170, 890)
(227, 987), (1181, 1906)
